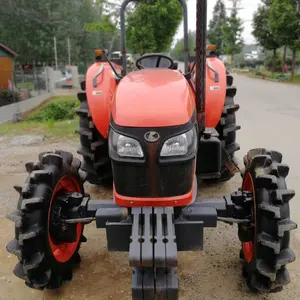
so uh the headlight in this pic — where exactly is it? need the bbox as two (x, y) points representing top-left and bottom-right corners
(109, 130), (144, 158)
(160, 127), (197, 157)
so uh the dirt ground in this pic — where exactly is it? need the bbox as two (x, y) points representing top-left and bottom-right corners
(2, 73), (300, 300)
(0, 135), (299, 300)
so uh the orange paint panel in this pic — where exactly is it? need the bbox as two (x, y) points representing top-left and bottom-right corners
(114, 181), (195, 207)
(112, 69), (195, 127)
(86, 62), (120, 138)
(0, 57), (13, 71)
(205, 57), (227, 127)
(0, 57), (13, 90)
(191, 57), (227, 128)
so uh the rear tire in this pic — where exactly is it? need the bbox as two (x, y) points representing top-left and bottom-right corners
(204, 73), (241, 183)
(76, 81), (112, 186)
(238, 148), (297, 293)
(6, 151), (87, 289)
(218, 73), (241, 167)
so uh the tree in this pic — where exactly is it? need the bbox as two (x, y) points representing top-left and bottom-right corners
(126, 0), (182, 54)
(207, 0), (227, 54)
(269, 0), (300, 80)
(171, 31), (196, 61)
(0, 0), (119, 66)
(91, 0), (136, 55)
(252, 3), (280, 72)
(221, 5), (244, 64)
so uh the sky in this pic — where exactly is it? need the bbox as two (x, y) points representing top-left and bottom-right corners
(174, 0), (262, 45)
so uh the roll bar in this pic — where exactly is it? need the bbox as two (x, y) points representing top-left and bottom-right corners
(120, 0), (189, 74)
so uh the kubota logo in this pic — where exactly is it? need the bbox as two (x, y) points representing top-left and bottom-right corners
(144, 131), (160, 143)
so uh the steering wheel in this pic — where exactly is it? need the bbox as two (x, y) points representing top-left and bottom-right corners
(136, 54), (174, 70)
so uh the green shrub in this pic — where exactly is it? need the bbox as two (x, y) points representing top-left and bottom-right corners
(265, 52), (282, 72)
(28, 98), (79, 122)
(239, 63), (246, 69)
(0, 89), (22, 107)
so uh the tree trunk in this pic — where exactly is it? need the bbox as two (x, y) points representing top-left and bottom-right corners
(290, 48), (297, 82)
(228, 54), (232, 66)
(282, 45), (287, 69)
(272, 48), (277, 73)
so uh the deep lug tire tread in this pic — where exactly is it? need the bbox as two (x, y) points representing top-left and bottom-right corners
(240, 148), (297, 293)
(208, 73), (240, 182)
(6, 151), (86, 289)
(76, 87), (112, 186)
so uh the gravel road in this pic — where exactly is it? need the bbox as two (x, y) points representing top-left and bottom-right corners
(0, 74), (300, 300)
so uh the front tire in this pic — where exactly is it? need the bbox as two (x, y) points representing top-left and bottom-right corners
(238, 148), (297, 293)
(6, 150), (87, 289)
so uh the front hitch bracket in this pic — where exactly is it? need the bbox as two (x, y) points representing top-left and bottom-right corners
(59, 191), (253, 299)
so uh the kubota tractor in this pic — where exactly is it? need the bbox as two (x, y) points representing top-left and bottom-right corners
(6, 0), (297, 299)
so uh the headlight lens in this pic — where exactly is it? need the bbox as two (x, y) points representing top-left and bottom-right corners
(109, 130), (144, 158)
(160, 127), (197, 157)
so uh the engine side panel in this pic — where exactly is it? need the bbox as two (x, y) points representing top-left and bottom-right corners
(191, 57), (227, 128)
(86, 62), (120, 139)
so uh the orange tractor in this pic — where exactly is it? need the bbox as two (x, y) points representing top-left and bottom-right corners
(6, 0), (297, 298)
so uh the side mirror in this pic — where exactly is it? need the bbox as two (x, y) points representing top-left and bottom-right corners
(172, 62), (178, 70)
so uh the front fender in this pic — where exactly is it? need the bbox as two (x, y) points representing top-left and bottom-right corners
(191, 57), (227, 128)
(85, 62), (120, 139)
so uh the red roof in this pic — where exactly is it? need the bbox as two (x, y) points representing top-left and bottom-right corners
(0, 43), (18, 57)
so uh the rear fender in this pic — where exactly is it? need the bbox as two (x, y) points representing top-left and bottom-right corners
(191, 57), (227, 128)
(86, 62), (120, 138)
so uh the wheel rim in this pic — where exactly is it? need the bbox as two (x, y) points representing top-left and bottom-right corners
(242, 172), (256, 264)
(48, 176), (82, 263)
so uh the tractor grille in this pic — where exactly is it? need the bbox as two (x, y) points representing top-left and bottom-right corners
(110, 114), (196, 198)
(112, 159), (194, 197)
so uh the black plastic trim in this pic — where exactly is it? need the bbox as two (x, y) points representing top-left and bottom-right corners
(109, 110), (197, 164)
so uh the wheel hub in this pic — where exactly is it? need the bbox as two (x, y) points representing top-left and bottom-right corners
(49, 193), (78, 244)
(240, 172), (256, 264)
(48, 176), (83, 263)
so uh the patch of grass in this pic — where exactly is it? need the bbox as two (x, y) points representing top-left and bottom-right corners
(248, 69), (300, 84)
(0, 118), (78, 141)
(293, 74), (300, 84)
(0, 96), (80, 141)
(28, 96), (79, 122)
(18, 82), (35, 90)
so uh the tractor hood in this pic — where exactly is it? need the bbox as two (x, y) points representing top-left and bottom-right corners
(111, 69), (195, 127)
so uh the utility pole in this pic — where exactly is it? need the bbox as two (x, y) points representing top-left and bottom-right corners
(227, 0), (243, 11)
(67, 37), (71, 65)
(54, 37), (58, 70)
(226, 0), (244, 17)
(225, 0), (244, 66)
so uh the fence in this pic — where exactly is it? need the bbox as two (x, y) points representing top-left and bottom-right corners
(0, 65), (83, 124)
(0, 68), (49, 108)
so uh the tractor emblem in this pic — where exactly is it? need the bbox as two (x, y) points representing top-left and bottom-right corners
(144, 131), (160, 142)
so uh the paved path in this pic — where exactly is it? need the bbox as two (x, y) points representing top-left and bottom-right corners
(233, 74), (300, 238)
(178, 61), (300, 232)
